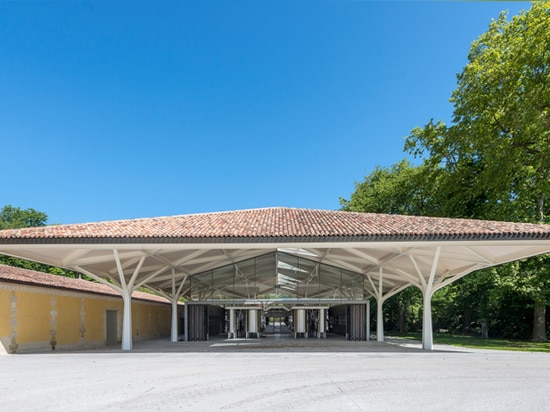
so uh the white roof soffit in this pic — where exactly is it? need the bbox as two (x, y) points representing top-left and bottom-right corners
(1, 239), (549, 297)
(1, 208), (549, 297)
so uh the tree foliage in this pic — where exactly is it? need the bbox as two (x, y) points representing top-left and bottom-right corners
(0, 205), (48, 230)
(340, 160), (440, 216)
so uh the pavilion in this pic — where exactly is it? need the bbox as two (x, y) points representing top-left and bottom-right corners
(1, 207), (550, 351)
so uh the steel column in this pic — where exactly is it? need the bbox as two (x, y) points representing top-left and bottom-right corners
(377, 268), (384, 342)
(318, 308), (326, 338)
(295, 309), (306, 338)
(170, 269), (178, 343)
(366, 299), (370, 341)
(247, 309), (259, 338)
(422, 247), (441, 351)
(184, 303), (189, 342)
(228, 308), (236, 338)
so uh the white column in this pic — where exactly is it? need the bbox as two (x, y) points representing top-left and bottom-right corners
(421, 246), (441, 351)
(377, 268), (384, 342)
(113, 249), (134, 351)
(170, 269), (178, 343)
(228, 308), (236, 338)
(171, 298), (178, 343)
(295, 309), (306, 338)
(366, 299), (370, 341)
(318, 308), (326, 338)
(120, 287), (133, 350)
(184, 303), (189, 342)
(247, 309), (258, 338)
(376, 297), (384, 342)
(422, 291), (433, 350)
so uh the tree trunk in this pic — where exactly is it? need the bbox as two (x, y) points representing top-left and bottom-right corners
(480, 319), (489, 339)
(463, 304), (472, 334)
(532, 301), (547, 342)
(479, 292), (489, 339)
(536, 194), (544, 224)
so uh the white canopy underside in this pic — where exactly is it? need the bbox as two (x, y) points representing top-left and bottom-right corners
(2, 239), (549, 300)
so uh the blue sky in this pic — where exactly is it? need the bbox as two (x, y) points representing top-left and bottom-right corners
(1, 1), (528, 225)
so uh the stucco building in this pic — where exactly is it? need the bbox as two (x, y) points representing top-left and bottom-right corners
(0, 264), (174, 354)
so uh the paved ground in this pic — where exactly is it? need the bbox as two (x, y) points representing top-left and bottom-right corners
(1, 332), (550, 411)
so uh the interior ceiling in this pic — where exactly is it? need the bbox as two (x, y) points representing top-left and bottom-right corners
(2, 239), (550, 301)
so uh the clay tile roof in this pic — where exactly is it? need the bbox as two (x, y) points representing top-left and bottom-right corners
(0, 264), (170, 304)
(0, 207), (549, 243)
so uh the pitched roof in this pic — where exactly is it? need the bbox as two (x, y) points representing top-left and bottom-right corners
(0, 264), (170, 304)
(0, 207), (549, 243)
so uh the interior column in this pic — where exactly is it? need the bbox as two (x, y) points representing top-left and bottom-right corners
(318, 308), (326, 338)
(294, 309), (306, 338)
(247, 309), (259, 338)
(184, 303), (189, 342)
(228, 308), (236, 338)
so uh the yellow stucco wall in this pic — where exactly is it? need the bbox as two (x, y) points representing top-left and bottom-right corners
(0, 289), (10, 337)
(55, 295), (81, 346)
(17, 292), (50, 343)
(0, 282), (173, 353)
(132, 303), (171, 340)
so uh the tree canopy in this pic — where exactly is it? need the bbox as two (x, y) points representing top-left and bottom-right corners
(0, 205), (48, 230)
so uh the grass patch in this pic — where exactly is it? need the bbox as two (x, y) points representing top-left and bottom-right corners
(390, 332), (550, 352)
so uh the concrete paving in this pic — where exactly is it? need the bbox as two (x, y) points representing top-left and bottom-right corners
(1, 334), (550, 411)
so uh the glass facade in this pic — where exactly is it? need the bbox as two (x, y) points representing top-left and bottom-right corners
(185, 251), (365, 302)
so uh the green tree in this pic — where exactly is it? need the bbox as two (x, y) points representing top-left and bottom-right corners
(340, 159), (441, 216)
(405, 1), (550, 340)
(0, 205), (48, 229)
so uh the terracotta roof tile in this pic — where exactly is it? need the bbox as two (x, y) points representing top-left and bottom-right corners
(0, 207), (549, 242)
(0, 264), (170, 304)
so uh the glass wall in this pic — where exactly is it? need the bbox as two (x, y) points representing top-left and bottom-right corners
(186, 251), (365, 302)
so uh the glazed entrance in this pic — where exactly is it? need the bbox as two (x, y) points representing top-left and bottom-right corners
(184, 303), (370, 342)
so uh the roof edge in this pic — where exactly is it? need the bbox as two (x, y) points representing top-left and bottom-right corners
(1, 232), (549, 245)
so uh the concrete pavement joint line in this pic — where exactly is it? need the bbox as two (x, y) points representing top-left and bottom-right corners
(331, 374), (365, 411)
